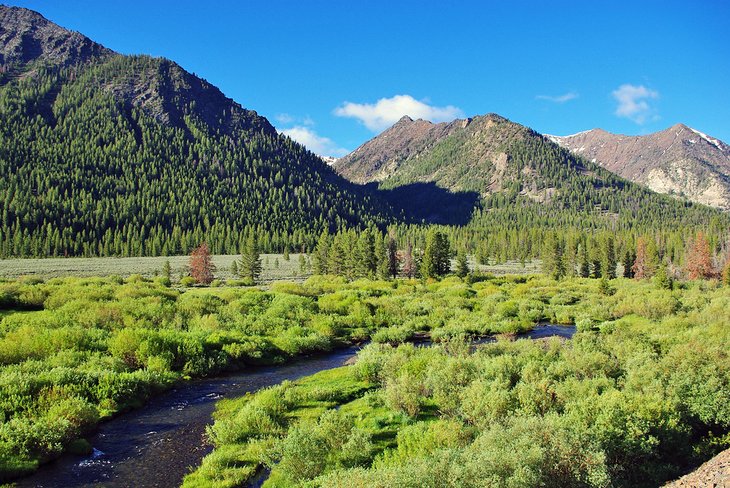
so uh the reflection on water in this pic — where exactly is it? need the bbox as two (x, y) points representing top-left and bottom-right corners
(17, 325), (575, 488)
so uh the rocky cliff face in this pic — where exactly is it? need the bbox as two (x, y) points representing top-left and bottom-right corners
(547, 125), (730, 210)
(0, 5), (112, 68)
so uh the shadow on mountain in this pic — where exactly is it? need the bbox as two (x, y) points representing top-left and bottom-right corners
(367, 182), (481, 225)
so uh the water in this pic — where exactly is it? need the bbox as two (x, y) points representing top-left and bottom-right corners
(16, 348), (360, 488)
(17, 324), (574, 488)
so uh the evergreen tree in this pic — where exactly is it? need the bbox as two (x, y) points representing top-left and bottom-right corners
(230, 260), (239, 277)
(313, 230), (331, 275)
(421, 229), (450, 279)
(602, 236), (617, 279)
(542, 234), (565, 280)
(579, 242), (590, 278)
(161, 259), (172, 286)
(375, 235), (389, 280)
(239, 235), (262, 283)
(387, 233), (400, 278)
(455, 250), (469, 278)
(356, 229), (377, 278)
(622, 249), (636, 278)
(299, 254), (308, 274)
(654, 261), (673, 289)
(722, 257), (730, 286)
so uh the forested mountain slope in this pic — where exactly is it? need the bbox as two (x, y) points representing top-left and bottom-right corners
(334, 114), (728, 232)
(0, 6), (398, 257)
(547, 125), (730, 210)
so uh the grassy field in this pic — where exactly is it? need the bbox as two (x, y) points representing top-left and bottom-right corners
(0, 255), (538, 281)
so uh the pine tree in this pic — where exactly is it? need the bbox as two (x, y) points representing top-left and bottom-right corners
(387, 233), (399, 278)
(161, 259), (172, 286)
(602, 236), (617, 279)
(239, 235), (262, 283)
(299, 253), (308, 274)
(375, 235), (389, 280)
(313, 230), (330, 275)
(421, 229), (450, 279)
(455, 250), (469, 278)
(190, 243), (215, 285)
(622, 249), (635, 278)
(230, 260), (239, 277)
(579, 242), (590, 278)
(722, 257), (730, 286)
(542, 234), (565, 280)
(654, 261), (673, 290)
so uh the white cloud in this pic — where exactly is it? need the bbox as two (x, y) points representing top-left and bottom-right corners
(536, 92), (579, 103)
(275, 113), (294, 124)
(612, 84), (659, 124)
(281, 126), (349, 158)
(334, 94), (464, 132)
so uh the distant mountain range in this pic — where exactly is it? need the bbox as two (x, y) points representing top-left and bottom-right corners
(546, 125), (730, 210)
(333, 114), (725, 228)
(0, 5), (725, 258)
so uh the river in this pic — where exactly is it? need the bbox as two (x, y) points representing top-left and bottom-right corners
(17, 324), (575, 488)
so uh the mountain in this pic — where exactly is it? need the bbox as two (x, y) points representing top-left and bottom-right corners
(334, 114), (726, 229)
(546, 125), (730, 210)
(0, 6), (397, 257)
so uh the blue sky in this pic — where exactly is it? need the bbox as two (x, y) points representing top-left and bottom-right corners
(10, 0), (730, 156)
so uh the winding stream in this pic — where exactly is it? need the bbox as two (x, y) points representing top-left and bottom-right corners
(17, 324), (575, 488)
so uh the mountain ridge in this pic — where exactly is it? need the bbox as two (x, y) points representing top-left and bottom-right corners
(546, 124), (730, 210)
(0, 5), (397, 257)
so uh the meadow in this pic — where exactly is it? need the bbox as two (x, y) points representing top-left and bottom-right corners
(0, 255), (538, 281)
(186, 277), (730, 488)
(1, 271), (554, 481)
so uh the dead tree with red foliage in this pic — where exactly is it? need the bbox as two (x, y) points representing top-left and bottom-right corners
(685, 232), (714, 280)
(190, 243), (216, 284)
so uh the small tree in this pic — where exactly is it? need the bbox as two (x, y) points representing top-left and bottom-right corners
(387, 233), (400, 279)
(159, 260), (172, 286)
(579, 242), (590, 278)
(542, 234), (565, 280)
(375, 235), (389, 280)
(654, 261), (673, 290)
(239, 235), (262, 283)
(190, 243), (215, 285)
(685, 232), (714, 280)
(455, 250), (469, 278)
(601, 236), (617, 279)
(622, 249), (636, 278)
(421, 229), (450, 279)
(230, 260), (239, 277)
(299, 253), (308, 274)
(722, 258), (730, 286)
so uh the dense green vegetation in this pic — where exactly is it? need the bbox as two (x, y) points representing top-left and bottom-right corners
(0, 54), (398, 258)
(0, 44), (728, 262)
(188, 276), (730, 488)
(0, 272), (567, 481)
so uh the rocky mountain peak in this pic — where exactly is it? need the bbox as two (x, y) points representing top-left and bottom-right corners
(549, 125), (730, 210)
(0, 5), (112, 68)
